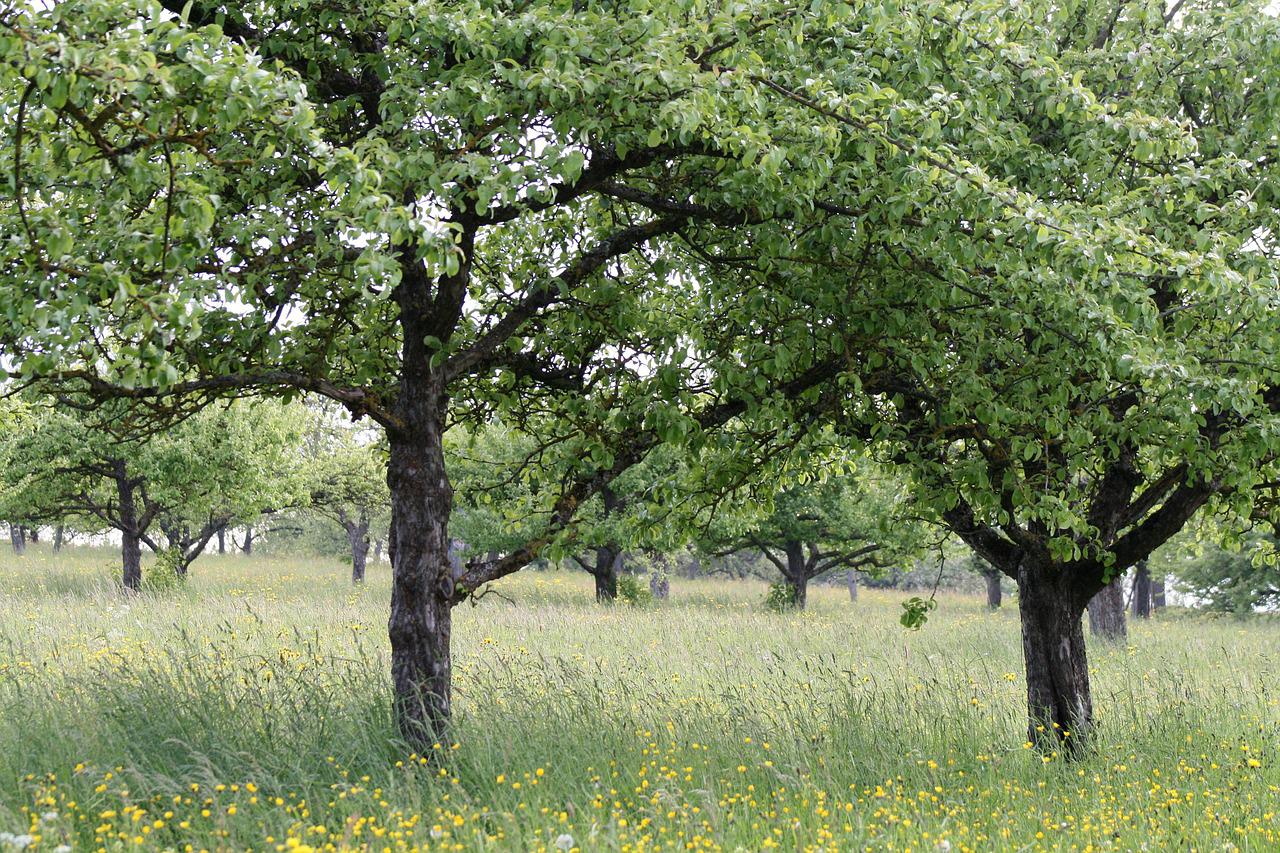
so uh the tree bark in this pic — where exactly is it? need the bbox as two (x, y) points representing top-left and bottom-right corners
(592, 544), (620, 602)
(783, 540), (808, 609)
(386, 384), (455, 749)
(8, 524), (25, 556)
(350, 524), (370, 583)
(115, 468), (143, 593)
(217, 525), (226, 555)
(1017, 561), (1093, 752)
(27, 526), (38, 543)
(53, 524), (64, 552)
(846, 569), (859, 602)
(1152, 575), (1166, 609)
(1087, 579), (1127, 641)
(241, 527), (254, 555)
(985, 568), (1003, 610)
(1131, 560), (1152, 619)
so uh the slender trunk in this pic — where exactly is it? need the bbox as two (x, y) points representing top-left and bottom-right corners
(27, 526), (38, 543)
(53, 524), (64, 552)
(846, 569), (858, 602)
(1131, 561), (1152, 619)
(241, 528), (254, 555)
(593, 544), (619, 602)
(115, 467), (143, 593)
(783, 540), (808, 609)
(374, 539), (384, 562)
(1017, 561), (1093, 752)
(217, 526), (226, 555)
(8, 524), (25, 556)
(387, 406), (455, 749)
(1087, 580), (1127, 641)
(1152, 576), (1166, 609)
(985, 569), (1003, 610)
(348, 522), (370, 583)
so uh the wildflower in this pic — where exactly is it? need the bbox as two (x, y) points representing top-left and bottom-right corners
(555, 833), (575, 850)
(40, 812), (58, 822)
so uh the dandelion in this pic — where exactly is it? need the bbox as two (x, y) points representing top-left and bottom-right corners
(555, 833), (575, 850)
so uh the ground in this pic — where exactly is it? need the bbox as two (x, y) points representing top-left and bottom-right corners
(0, 547), (1277, 852)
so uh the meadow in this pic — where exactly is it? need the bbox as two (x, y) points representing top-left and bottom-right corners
(0, 547), (1277, 852)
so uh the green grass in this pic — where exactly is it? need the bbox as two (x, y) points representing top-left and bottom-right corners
(1, 545), (1278, 852)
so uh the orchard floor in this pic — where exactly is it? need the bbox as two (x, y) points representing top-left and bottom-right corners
(1, 547), (1278, 852)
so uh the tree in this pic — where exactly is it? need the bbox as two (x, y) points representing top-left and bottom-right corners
(704, 464), (925, 609)
(761, 2), (1280, 749)
(0, 399), (305, 588)
(1170, 531), (1280, 613)
(1086, 581), (1127, 642)
(1131, 561), (1153, 619)
(1, 0), (866, 746)
(307, 433), (391, 583)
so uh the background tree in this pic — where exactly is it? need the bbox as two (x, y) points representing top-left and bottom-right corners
(704, 462), (925, 609)
(308, 437), (391, 583)
(0, 399), (305, 588)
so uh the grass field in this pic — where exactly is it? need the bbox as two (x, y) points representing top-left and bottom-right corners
(0, 546), (1277, 852)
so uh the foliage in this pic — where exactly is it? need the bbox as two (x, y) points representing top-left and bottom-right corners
(763, 580), (799, 612)
(614, 574), (652, 608)
(144, 547), (186, 593)
(1167, 531), (1280, 614)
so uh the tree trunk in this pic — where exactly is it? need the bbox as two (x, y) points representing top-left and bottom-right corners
(985, 569), (1003, 610)
(650, 569), (669, 600)
(27, 526), (38, 543)
(846, 569), (859, 602)
(241, 527), (254, 555)
(348, 522), (370, 583)
(374, 539), (384, 562)
(1087, 580), (1127, 641)
(1017, 562), (1093, 752)
(386, 406), (455, 749)
(8, 524), (25, 556)
(53, 524), (64, 552)
(217, 526), (226, 555)
(592, 544), (620, 602)
(1152, 575), (1166, 609)
(1131, 560), (1152, 619)
(115, 468), (143, 593)
(783, 540), (808, 609)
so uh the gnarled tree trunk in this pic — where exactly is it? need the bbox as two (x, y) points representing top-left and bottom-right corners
(1131, 560), (1152, 619)
(1018, 561), (1093, 752)
(783, 540), (808, 609)
(386, 333), (456, 747)
(592, 544), (621, 602)
(1087, 580), (1127, 641)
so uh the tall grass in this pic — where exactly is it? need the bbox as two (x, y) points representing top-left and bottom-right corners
(0, 545), (1277, 851)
